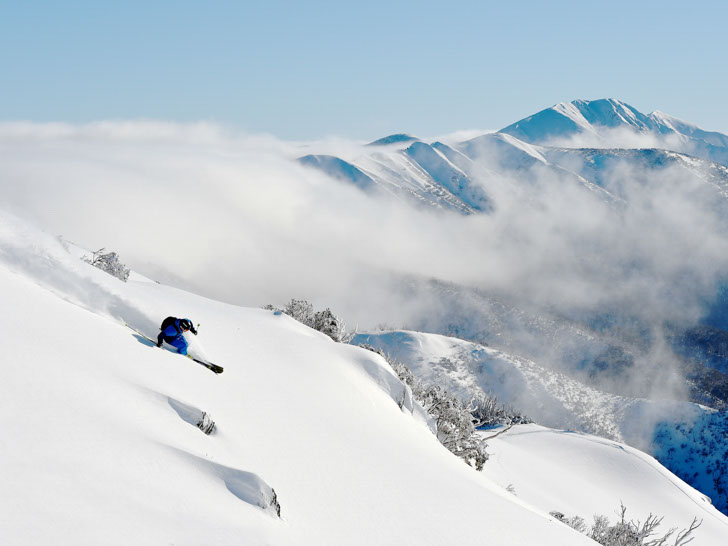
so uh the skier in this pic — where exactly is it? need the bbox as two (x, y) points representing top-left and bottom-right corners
(157, 317), (198, 355)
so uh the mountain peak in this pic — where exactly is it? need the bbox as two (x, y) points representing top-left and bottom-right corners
(498, 98), (728, 159)
(366, 133), (420, 147)
(544, 98), (653, 134)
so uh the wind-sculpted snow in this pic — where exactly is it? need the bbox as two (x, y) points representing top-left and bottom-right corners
(168, 397), (216, 434)
(172, 448), (281, 517)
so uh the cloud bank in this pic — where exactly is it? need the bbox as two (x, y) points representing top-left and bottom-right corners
(2, 120), (728, 401)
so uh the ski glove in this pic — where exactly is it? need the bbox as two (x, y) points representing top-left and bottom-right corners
(191, 326), (198, 335)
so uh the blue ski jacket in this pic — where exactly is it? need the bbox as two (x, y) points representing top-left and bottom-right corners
(161, 318), (192, 355)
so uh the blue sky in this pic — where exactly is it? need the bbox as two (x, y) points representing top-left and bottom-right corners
(1, 0), (726, 140)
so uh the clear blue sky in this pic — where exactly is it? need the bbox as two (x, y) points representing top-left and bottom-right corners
(1, 0), (726, 140)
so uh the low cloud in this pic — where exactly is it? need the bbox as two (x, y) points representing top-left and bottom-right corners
(2, 120), (727, 402)
(541, 125), (689, 151)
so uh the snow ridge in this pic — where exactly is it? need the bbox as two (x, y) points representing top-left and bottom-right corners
(353, 329), (728, 521)
(298, 98), (728, 219)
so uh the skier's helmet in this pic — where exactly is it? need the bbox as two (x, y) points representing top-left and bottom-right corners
(179, 319), (192, 331)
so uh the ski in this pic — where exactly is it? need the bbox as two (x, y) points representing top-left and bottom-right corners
(125, 324), (224, 374)
(186, 355), (224, 374)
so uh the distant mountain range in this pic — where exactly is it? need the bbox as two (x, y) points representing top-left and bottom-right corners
(299, 99), (728, 457)
(298, 98), (728, 214)
(501, 98), (728, 156)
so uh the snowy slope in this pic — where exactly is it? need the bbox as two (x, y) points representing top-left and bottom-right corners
(483, 424), (728, 545)
(0, 215), (597, 546)
(457, 132), (548, 168)
(352, 330), (677, 442)
(651, 111), (728, 148)
(299, 129), (618, 213)
(297, 154), (377, 191)
(302, 145), (485, 214)
(402, 141), (491, 212)
(353, 330), (728, 518)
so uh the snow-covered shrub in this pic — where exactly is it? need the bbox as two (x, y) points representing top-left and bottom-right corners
(470, 393), (532, 427)
(379, 353), (489, 470)
(266, 299), (349, 342)
(82, 248), (130, 282)
(357, 343), (385, 357)
(283, 299), (315, 328)
(550, 511), (587, 534)
(313, 308), (346, 342)
(553, 504), (701, 546)
(421, 384), (490, 470)
(357, 346), (528, 429)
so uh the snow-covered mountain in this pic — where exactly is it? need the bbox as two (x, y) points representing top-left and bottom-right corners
(500, 99), (679, 144)
(297, 99), (728, 215)
(295, 101), (728, 424)
(500, 98), (728, 167)
(298, 140), (492, 214)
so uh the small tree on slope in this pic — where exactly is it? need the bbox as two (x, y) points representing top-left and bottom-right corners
(383, 356), (489, 471)
(552, 503), (702, 546)
(313, 308), (346, 342)
(420, 384), (490, 470)
(283, 299), (315, 328)
(470, 392), (532, 427)
(266, 299), (349, 342)
(83, 248), (130, 282)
